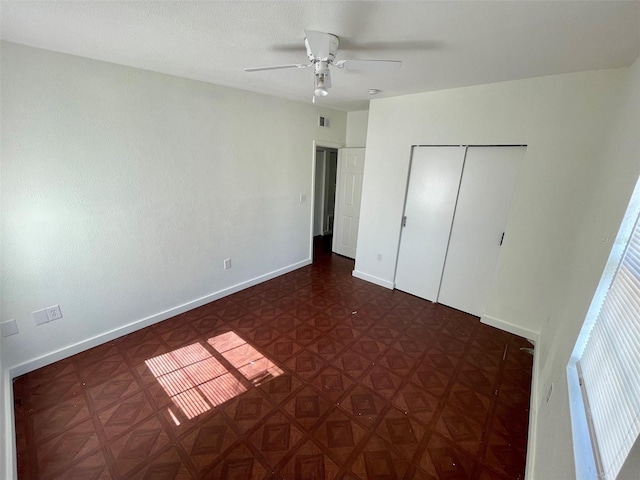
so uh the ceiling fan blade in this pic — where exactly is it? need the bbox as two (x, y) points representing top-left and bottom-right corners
(304, 30), (337, 60)
(334, 59), (402, 72)
(244, 63), (309, 72)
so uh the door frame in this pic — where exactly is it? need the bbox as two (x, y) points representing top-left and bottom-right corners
(323, 150), (338, 235)
(314, 149), (327, 238)
(310, 140), (344, 260)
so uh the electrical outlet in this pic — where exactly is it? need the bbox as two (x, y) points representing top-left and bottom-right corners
(46, 305), (63, 321)
(33, 305), (63, 325)
(299, 194), (307, 203)
(224, 258), (231, 270)
(377, 253), (383, 261)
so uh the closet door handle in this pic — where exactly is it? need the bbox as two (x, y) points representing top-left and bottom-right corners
(500, 232), (505, 245)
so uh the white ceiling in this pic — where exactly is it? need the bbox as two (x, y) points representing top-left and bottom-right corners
(2, 1), (639, 111)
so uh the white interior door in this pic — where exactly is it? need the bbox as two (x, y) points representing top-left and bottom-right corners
(332, 148), (365, 259)
(394, 147), (466, 300)
(438, 146), (525, 316)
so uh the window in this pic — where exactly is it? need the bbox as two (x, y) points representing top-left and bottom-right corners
(569, 176), (640, 479)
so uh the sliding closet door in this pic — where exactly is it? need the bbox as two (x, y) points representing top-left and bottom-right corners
(394, 147), (465, 301)
(438, 146), (525, 316)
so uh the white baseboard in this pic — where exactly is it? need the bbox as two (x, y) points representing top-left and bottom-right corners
(481, 314), (540, 342)
(2, 367), (16, 480)
(9, 258), (312, 378)
(524, 332), (543, 480)
(351, 270), (394, 290)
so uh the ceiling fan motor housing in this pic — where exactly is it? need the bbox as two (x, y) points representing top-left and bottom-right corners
(305, 33), (339, 63)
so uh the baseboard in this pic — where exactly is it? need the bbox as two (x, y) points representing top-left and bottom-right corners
(481, 314), (540, 342)
(524, 332), (543, 480)
(351, 270), (394, 290)
(2, 367), (16, 480)
(8, 258), (312, 379)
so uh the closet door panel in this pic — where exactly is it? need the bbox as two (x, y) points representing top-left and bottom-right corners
(394, 147), (465, 301)
(438, 146), (525, 316)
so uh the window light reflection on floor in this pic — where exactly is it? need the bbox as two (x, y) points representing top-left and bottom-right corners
(145, 331), (283, 421)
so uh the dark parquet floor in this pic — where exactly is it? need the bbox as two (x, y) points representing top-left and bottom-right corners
(13, 237), (532, 479)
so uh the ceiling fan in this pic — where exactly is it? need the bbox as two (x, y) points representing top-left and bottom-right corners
(244, 30), (401, 102)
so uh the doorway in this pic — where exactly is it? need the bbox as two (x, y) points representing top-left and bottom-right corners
(313, 147), (338, 256)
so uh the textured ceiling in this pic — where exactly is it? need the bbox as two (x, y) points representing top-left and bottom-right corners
(1, 1), (639, 111)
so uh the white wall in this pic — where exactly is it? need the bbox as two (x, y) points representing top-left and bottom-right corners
(0, 41), (346, 478)
(620, 433), (640, 480)
(355, 69), (627, 339)
(355, 64), (639, 478)
(346, 110), (369, 147)
(532, 56), (640, 479)
(0, 126), (4, 476)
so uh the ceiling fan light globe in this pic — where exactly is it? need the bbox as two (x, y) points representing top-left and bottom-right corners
(314, 87), (329, 97)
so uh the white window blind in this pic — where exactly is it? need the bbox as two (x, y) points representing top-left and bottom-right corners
(578, 213), (640, 479)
